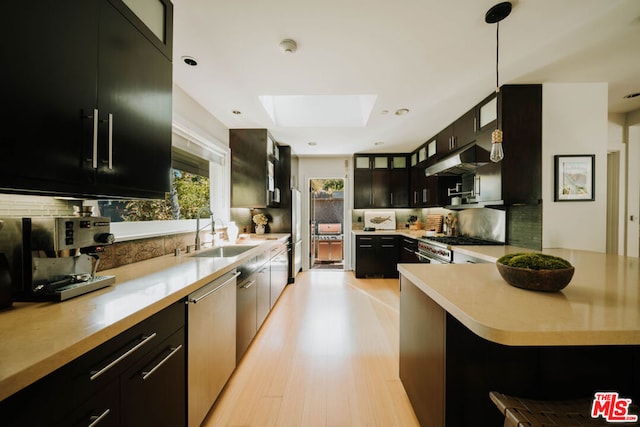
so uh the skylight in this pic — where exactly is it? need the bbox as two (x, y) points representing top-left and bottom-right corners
(259, 94), (377, 127)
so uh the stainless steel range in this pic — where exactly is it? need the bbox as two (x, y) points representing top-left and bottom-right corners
(418, 235), (504, 264)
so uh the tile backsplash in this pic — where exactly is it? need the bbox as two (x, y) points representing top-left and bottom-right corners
(0, 194), (79, 217)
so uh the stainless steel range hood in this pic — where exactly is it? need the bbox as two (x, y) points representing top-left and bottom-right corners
(424, 143), (490, 177)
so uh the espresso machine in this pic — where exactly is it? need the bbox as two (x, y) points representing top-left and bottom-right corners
(0, 216), (115, 302)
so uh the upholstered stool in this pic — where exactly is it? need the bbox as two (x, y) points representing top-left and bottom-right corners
(489, 391), (639, 426)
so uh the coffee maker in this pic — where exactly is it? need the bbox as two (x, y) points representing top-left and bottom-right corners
(0, 217), (115, 302)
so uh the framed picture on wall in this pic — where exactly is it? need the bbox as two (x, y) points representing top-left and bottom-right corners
(554, 154), (595, 201)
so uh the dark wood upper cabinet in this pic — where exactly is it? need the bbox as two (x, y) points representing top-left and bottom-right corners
(471, 85), (542, 205)
(434, 108), (477, 163)
(354, 154), (409, 208)
(230, 129), (284, 208)
(1, 0), (173, 199)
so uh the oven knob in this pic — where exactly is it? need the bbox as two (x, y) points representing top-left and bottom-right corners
(95, 233), (115, 245)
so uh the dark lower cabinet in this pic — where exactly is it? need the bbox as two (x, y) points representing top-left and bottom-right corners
(399, 237), (419, 263)
(0, 302), (186, 427)
(269, 243), (289, 308)
(355, 235), (399, 278)
(121, 329), (185, 427)
(236, 270), (258, 363)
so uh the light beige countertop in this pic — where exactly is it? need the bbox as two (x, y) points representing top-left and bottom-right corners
(398, 248), (640, 347)
(0, 234), (289, 401)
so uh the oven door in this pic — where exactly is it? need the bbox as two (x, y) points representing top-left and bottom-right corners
(415, 251), (444, 264)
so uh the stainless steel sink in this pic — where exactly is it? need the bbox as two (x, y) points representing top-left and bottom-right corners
(191, 245), (257, 258)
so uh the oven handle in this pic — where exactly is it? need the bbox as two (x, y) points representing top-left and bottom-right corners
(415, 251), (432, 262)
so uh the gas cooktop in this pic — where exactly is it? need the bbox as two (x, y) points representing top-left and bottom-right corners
(423, 236), (504, 246)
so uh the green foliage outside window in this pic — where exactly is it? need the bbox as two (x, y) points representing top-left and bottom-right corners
(100, 170), (210, 222)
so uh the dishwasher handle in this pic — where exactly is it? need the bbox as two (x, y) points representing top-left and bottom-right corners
(187, 271), (241, 304)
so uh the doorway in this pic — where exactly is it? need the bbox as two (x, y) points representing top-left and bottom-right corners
(309, 178), (345, 270)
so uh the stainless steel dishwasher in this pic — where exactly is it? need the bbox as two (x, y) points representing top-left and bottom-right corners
(186, 269), (239, 427)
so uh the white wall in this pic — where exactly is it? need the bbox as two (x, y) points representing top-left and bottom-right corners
(608, 113), (627, 254)
(628, 121), (640, 257)
(542, 83), (608, 252)
(298, 156), (352, 270)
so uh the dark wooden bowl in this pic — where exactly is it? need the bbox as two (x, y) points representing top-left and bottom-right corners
(496, 262), (575, 292)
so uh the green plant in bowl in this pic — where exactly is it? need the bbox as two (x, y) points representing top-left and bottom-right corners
(496, 253), (575, 292)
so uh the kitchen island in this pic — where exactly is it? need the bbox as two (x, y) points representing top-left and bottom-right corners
(398, 248), (640, 426)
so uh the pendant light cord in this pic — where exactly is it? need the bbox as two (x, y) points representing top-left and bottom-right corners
(495, 20), (500, 133)
(496, 21), (500, 92)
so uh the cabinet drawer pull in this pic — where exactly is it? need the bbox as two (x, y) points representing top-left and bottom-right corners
(89, 408), (111, 427)
(359, 244), (373, 248)
(90, 333), (157, 381)
(241, 280), (256, 289)
(381, 244), (395, 248)
(88, 408), (111, 427)
(141, 344), (183, 380)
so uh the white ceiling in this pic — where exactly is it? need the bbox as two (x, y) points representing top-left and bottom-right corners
(172, 0), (640, 157)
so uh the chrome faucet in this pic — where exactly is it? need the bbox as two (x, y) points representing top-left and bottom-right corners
(195, 207), (214, 251)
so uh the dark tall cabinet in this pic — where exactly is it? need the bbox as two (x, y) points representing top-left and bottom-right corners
(1, 0), (173, 199)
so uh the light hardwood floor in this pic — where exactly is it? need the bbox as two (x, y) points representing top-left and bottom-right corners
(202, 270), (420, 427)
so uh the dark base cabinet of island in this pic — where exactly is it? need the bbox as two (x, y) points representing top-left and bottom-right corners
(399, 277), (640, 426)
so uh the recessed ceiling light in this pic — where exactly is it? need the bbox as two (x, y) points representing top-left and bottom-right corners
(232, 110), (242, 115)
(624, 92), (640, 99)
(395, 108), (410, 115)
(308, 142), (317, 146)
(182, 56), (198, 66)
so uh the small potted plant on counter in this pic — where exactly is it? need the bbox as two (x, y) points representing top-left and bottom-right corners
(407, 215), (421, 230)
(252, 213), (268, 234)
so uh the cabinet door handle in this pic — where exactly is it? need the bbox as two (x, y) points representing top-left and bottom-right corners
(90, 333), (157, 381)
(141, 344), (183, 380)
(413, 191), (417, 204)
(422, 189), (427, 203)
(92, 108), (99, 169)
(474, 175), (481, 196)
(390, 193), (393, 205)
(88, 408), (111, 427)
(107, 113), (113, 170)
(241, 280), (256, 289)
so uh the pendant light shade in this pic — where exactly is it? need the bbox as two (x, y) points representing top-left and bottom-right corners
(485, 2), (512, 163)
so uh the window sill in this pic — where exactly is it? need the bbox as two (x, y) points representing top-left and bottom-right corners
(111, 219), (203, 242)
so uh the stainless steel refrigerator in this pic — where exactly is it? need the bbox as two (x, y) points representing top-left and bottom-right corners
(291, 189), (302, 279)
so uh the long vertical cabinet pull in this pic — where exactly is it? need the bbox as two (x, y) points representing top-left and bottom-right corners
(92, 108), (99, 169)
(107, 113), (113, 169)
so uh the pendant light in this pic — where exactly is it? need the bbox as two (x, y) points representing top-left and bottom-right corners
(485, 2), (512, 163)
